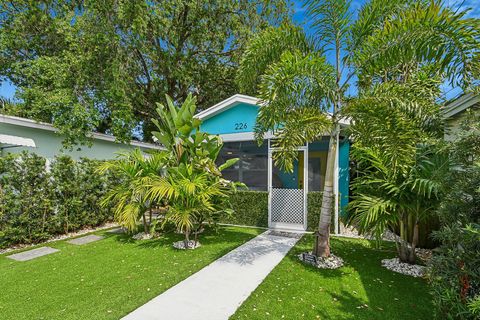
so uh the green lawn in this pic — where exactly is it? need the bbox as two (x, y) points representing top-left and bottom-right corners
(0, 226), (262, 320)
(231, 235), (433, 320)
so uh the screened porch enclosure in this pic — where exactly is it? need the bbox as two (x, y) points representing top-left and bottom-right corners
(197, 94), (350, 232)
(216, 139), (329, 192)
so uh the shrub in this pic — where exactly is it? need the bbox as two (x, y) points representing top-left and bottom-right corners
(429, 112), (480, 319)
(77, 158), (118, 227)
(430, 224), (480, 319)
(222, 191), (269, 227)
(0, 152), (54, 246)
(307, 191), (323, 231)
(0, 152), (114, 248)
(219, 190), (325, 231)
(51, 155), (82, 233)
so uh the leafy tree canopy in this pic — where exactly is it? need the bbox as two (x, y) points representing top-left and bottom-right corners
(0, 0), (291, 147)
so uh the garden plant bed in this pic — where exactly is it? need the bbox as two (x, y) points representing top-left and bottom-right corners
(0, 226), (262, 320)
(231, 235), (433, 320)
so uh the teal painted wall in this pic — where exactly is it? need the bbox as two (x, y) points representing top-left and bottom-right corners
(0, 123), (151, 160)
(276, 159), (299, 189)
(339, 140), (350, 217)
(199, 101), (350, 214)
(200, 103), (259, 134)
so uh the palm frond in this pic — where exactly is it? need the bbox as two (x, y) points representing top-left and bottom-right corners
(236, 24), (313, 94)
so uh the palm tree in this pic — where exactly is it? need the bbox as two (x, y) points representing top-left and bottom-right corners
(97, 149), (167, 234)
(145, 161), (240, 247)
(236, 0), (480, 258)
(346, 78), (450, 263)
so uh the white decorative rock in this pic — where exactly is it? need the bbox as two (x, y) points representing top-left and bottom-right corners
(132, 232), (154, 240)
(298, 252), (344, 269)
(173, 240), (201, 250)
(381, 258), (426, 277)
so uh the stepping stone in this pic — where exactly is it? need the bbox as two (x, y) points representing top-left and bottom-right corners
(67, 234), (104, 245)
(7, 247), (59, 261)
(107, 227), (126, 234)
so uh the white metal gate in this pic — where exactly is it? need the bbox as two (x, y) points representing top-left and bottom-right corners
(268, 142), (308, 231)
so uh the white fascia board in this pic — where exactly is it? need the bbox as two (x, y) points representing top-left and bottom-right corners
(216, 131), (274, 142)
(443, 93), (480, 118)
(195, 94), (261, 120)
(0, 114), (163, 150)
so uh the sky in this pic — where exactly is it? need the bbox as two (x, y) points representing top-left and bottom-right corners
(1, 0), (479, 101)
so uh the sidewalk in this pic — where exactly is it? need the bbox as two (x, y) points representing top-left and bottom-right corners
(122, 231), (300, 320)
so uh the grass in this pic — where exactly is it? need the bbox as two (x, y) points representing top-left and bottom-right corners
(231, 235), (433, 320)
(0, 226), (262, 320)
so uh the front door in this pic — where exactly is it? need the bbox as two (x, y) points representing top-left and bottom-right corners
(268, 145), (308, 231)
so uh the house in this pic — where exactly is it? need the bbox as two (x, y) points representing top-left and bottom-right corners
(1, 94), (351, 233)
(443, 92), (480, 140)
(196, 94), (350, 233)
(0, 114), (161, 160)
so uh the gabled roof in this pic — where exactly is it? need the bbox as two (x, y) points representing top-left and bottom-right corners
(196, 94), (350, 126)
(0, 114), (162, 150)
(195, 94), (260, 120)
(444, 93), (480, 118)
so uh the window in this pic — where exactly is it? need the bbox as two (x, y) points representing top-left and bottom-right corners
(217, 141), (268, 191)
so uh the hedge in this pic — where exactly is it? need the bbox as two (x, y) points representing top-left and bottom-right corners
(221, 190), (325, 231)
(223, 191), (269, 227)
(0, 152), (117, 248)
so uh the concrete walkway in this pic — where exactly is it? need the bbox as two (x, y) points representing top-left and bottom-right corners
(122, 231), (300, 320)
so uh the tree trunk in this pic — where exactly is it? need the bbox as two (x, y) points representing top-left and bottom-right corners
(184, 229), (190, 248)
(142, 211), (148, 234)
(397, 214), (417, 264)
(313, 134), (337, 257)
(194, 226), (199, 247)
(408, 222), (419, 264)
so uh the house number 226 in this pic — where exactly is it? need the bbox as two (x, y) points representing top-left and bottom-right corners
(234, 122), (247, 130)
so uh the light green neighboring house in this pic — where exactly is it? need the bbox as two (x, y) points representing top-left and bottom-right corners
(0, 114), (161, 160)
(444, 93), (480, 140)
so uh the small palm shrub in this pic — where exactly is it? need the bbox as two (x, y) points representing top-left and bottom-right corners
(97, 149), (167, 234)
(346, 79), (447, 264)
(146, 162), (238, 246)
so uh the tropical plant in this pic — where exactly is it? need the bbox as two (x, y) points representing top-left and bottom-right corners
(97, 149), (167, 234)
(236, 0), (480, 259)
(146, 162), (239, 246)
(346, 78), (450, 263)
(145, 94), (243, 246)
(429, 112), (480, 319)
